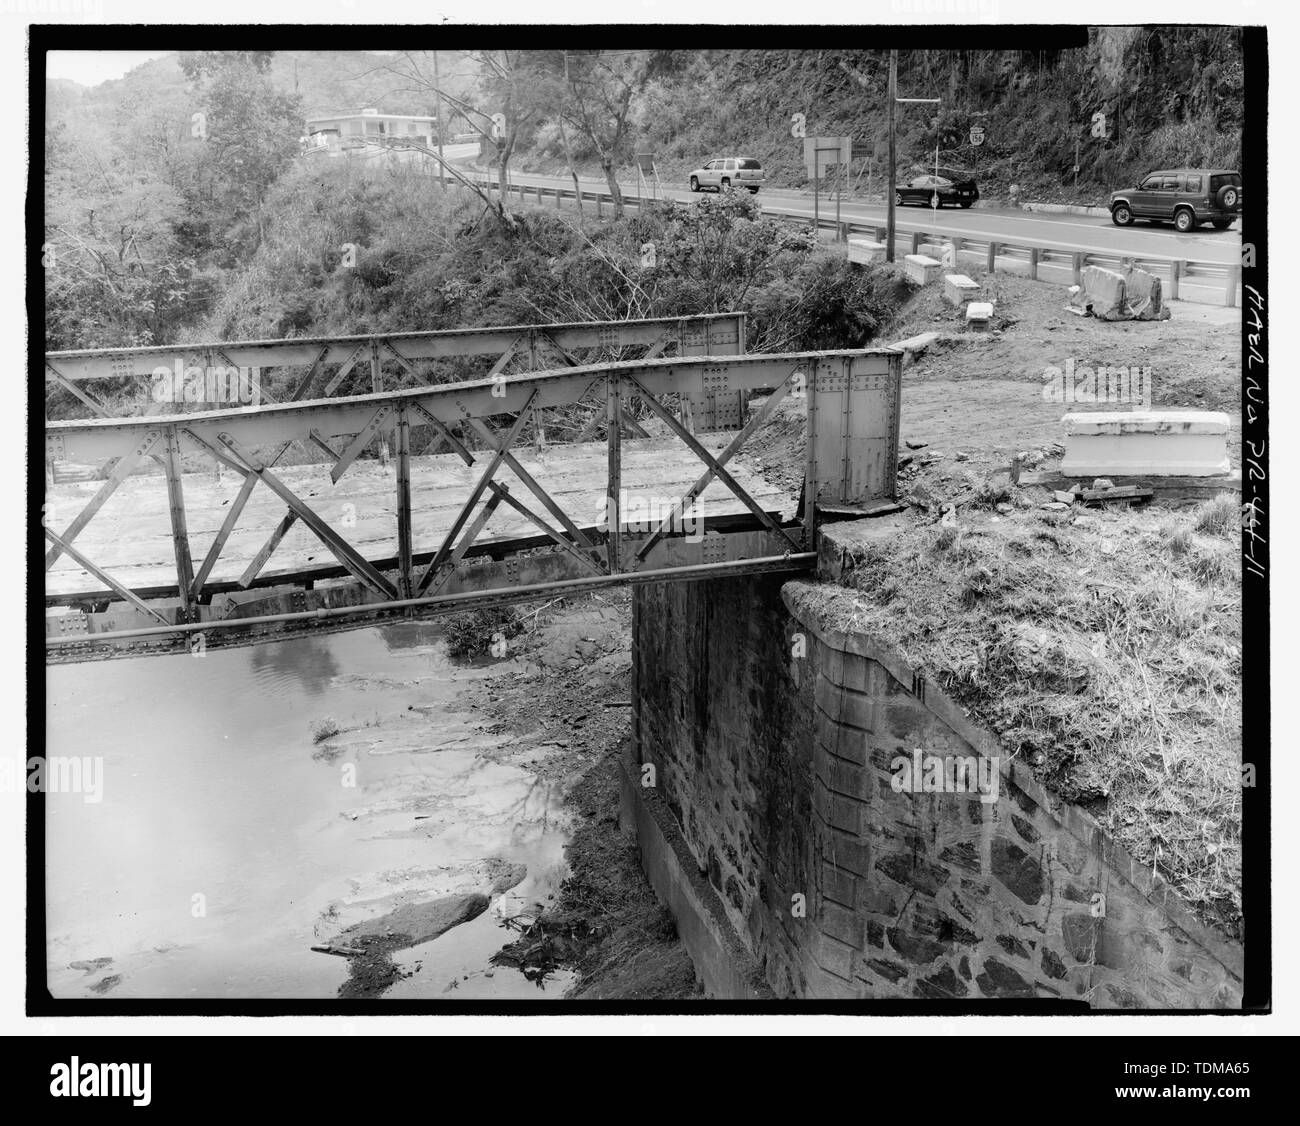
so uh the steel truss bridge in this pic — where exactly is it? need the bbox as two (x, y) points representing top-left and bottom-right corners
(43, 314), (901, 660)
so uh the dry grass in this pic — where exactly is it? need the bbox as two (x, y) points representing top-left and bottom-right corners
(841, 496), (1242, 936)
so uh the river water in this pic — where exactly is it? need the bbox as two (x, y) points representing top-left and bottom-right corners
(44, 622), (575, 999)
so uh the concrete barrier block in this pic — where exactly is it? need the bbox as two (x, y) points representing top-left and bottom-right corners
(847, 238), (886, 265)
(1079, 265), (1128, 319)
(1060, 410), (1231, 476)
(943, 274), (980, 307)
(903, 254), (941, 285)
(1122, 266), (1172, 321)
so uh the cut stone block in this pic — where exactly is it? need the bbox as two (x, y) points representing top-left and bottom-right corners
(889, 331), (940, 368)
(847, 238), (886, 265)
(965, 301), (994, 332)
(903, 254), (941, 285)
(1060, 411), (1231, 477)
(943, 274), (979, 307)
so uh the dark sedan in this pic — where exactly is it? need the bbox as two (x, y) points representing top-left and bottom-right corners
(895, 174), (979, 208)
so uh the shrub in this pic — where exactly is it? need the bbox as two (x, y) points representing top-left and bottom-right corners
(442, 605), (522, 658)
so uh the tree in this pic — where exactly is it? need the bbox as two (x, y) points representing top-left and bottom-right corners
(178, 51), (304, 250)
(552, 50), (667, 218)
(369, 50), (546, 205)
(44, 98), (203, 349)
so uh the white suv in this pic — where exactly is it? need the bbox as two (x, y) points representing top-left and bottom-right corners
(688, 157), (764, 194)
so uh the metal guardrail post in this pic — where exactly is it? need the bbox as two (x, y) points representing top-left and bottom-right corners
(1029, 247), (1040, 281)
(1071, 252), (1083, 286)
(1225, 264), (1240, 308)
(910, 231), (922, 255)
(986, 241), (997, 273)
(1170, 260), (1183, 301)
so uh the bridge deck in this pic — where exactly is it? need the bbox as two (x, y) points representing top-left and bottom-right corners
(45, 435), (796, 602)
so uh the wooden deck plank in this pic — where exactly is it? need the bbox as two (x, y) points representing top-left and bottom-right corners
(44, 436), (796, 599)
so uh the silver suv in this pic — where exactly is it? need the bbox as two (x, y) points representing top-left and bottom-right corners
(688, 157), (764, 194)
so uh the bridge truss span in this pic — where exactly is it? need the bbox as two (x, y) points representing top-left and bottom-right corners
(44, 347), (901, 659)
(44, 312), (749, 431)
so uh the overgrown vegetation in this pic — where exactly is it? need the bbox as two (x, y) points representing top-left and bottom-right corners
(442, 605), (522, 659)
(46, 161), (917, 422)
(45, 34), (1241, 355)
(492, 750), (701, 998)
(195, 168), (911, 352)
(835, 496), (1242, 937)
(522, 36), (1244, 204)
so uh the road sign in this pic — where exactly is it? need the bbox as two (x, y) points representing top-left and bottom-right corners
(804, 135), (852, 178)
(970, 125), (985, 146)
(635, 153), (661, 200)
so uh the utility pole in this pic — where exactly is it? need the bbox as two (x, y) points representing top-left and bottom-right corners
(840, 53), (935, 262)
(432, 50), (445, 189)
(887, 50), (897, 262)
(895, 87), (941, 255)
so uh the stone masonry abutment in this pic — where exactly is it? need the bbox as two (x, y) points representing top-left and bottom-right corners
(619, 520), (1244, 1006)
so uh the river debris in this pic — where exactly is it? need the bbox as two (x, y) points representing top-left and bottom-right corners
(310, 943), (366, 958)
(490, 913), (598, 987)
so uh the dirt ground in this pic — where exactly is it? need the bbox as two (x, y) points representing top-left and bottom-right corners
(745, 272), (1241, 515)
(742, 270), (1244, 936)
(888, 272), (1242, 459)
(454, 593), (702, 998)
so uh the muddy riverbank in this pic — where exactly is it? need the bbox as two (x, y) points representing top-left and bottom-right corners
(453, 591), (702, 1000)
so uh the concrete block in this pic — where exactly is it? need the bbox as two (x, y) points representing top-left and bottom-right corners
(1068, 264), (1172, 322)
(889, 331), (940, 368)
(820, 899), (866, 949)
(1078, 265), (1128, 319)
(1122, 266), (1172, 321)
(805, 960), (861, 999)
(824, 755), (872, 802)
(965, 301), (994, 331)
(847, 238), (886, 265)
(822, 861), (860, 908)
(814, 785), (867, 836)
(1059, 411), (1231, 477)
(903, 254), (942, 285)
(943, 274), (980, 307)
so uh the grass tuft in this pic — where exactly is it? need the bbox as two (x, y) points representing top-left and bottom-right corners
(1194, 492), (1239, 539)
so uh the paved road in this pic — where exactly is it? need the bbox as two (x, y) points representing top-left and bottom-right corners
(485, 167), (1242, 266)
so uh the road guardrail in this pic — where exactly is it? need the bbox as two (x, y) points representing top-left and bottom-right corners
(470, 174), (1242, 309)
